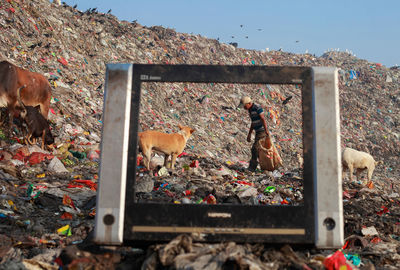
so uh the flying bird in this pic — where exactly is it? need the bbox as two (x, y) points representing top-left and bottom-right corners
(107, 9), (112, 14)
(240, 24), (243, 27)
(257, 28), (263, 31)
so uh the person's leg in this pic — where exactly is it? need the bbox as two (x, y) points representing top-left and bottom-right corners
(248, 132), (266, 171)
(248, 140), (258, 171)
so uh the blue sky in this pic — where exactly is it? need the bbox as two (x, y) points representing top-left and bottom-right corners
(63, 0), (400, 68)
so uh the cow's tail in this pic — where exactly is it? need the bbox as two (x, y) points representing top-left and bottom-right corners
(375, 160), (383, 166)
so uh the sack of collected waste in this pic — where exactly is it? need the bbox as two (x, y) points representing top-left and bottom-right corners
(258, 134), (283, 171)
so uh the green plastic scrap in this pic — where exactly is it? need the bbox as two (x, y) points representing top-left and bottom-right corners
(69, 150), (87, 160)
(26, 183), (41, 199)
(62, 158), (75, 166)
(27, 183), (34, 198)
(33, 192), (41, 199)
(264, 186), (276, 193)
(344, 253), (361, 267)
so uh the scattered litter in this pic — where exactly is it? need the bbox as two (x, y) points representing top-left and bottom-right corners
(0, 0), (398, 269)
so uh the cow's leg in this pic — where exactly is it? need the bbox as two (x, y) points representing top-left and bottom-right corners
(8, 113), (13, 127)
(348, 164), (354, 182)
(26, 133), (33, 145)
(164, 154), (170, 168)
(142, 148), (152, 171)
(41, 131), (46, 150)
(367, 166), (374, 182)
(16, 116), (26, 139)
(170, 153), (178, 170)
(342, 167), (347, 182)
(20, 121), (26, 143)
(356, 168), (363, 182)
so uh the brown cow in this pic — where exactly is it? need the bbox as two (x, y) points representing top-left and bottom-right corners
(0, 60), (52, 125)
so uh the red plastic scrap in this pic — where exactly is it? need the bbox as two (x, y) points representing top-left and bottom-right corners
(177, 152), (188, 158)
(89, 208), (96, 217)
(342, 240), (349, 250)
(164, 190), (175, 197)
(377, 205), (389, 216)
(60, 212), (73, 220)
(281, 199), (289, 205)
(14, 137), (24, 144)
(137, 156), (143, 166)
(12, 150), (27, 162)
(28, 152), (54, 165)
(233, 180), (254, 186)
(343, 190), (352, 199)
(204, 194), (217, 204)
(323, 250), (352, 270)
(371, 237), (382, 244)
(68, 180), (97, 191)
(62, 194), (77, 210)
(67, 184), (84, 189)
(190, 160), (199, 168)
(34, 185), (48, 190)
(57, 57), (68, 66)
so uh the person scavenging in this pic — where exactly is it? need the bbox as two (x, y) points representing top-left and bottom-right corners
(240, 96), (270, 172)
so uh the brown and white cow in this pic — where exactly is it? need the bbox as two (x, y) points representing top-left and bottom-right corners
(0, 60), (52, 125)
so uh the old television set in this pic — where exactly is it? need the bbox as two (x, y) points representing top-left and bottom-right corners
(94, 64), (343, 248)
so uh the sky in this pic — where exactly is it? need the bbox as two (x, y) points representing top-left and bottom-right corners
(63, 0), (400, 68)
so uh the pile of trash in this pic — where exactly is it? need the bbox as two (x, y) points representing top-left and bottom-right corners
(0, 0), (399, 268)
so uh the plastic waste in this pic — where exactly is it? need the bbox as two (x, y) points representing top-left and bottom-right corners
(323, 250), (352, 270)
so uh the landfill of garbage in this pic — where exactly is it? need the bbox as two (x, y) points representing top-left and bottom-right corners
(0, 0), (399, 269)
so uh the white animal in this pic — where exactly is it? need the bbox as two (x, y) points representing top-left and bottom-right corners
(342, 147), (380, 183)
